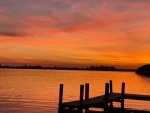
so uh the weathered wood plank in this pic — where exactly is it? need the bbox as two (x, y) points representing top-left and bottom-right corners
(125, 93), (150, 101)
(61, 92), (150, 108)
(61, 93), (122, 108)
(111, 93), (150, 101)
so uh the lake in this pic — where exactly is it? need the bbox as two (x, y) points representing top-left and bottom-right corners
(0, 69), (150, 113)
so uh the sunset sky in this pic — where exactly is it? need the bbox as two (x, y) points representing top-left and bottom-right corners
(0, 0), (150, 69)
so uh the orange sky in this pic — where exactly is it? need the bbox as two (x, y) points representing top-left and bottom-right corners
(0, 0), (150, 69)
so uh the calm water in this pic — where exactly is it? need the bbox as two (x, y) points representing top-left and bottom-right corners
(0, 69), (150, 113)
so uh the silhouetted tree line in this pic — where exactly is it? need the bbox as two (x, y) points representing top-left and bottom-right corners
(48, 66), (82, 70)
(0, 64), (43, 69)
(89, 66), (116, 71)
(0, 64), (135, 72)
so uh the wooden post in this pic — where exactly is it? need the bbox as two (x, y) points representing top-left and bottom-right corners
(104, 83), (109, 112)
(105, 83), (109, 101)
(121, 83), (125, 111)
(109, 80), (113, 93)
(85, 83), (89, 113)
(58, 84), (63, 113)
(80, 85), (84, 105)
(78, 85), (84, 113)
(109, 80), (113, 108)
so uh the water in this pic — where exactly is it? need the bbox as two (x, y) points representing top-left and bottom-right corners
(0, 69), (150, 113)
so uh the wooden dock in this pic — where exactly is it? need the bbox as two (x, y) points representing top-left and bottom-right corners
(58, 80), (150, 113)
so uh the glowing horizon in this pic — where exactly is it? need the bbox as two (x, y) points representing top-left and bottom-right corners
(0, 0), (150, 69)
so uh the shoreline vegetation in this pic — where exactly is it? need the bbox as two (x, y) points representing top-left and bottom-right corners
(0, 64), (135, 72)
(136, 64), (150, 77)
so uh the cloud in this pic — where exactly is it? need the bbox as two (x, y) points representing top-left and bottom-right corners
(0, 10), (31, 37)
(0, 0), (150, 37)
(0, 32), (27, 37)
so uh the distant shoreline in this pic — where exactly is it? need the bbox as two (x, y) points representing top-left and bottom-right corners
(0, 65), (136, 72)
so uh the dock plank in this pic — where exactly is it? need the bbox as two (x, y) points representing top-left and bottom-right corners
(125, 93), (150, 101)
(61, 93), (150, 108)
(109, 92), (150, 101)
(61, 93), (122, 108)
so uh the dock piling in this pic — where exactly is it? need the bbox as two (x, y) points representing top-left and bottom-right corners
(79, 85), (84, 105)
(109, 80), (113, 93)
(104, 83), (109, 112)
(121, 83), (125, 110)
(79, 85), (84, 113)
(85, 83), (89, 113)
(109, 80), (113, 108)
(58, 84), (63, 113)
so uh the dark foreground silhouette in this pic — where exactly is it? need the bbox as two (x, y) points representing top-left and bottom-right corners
(59, 108), (150, 113)
(58, 81), (150, 113)
(136, 64), (150, 77)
